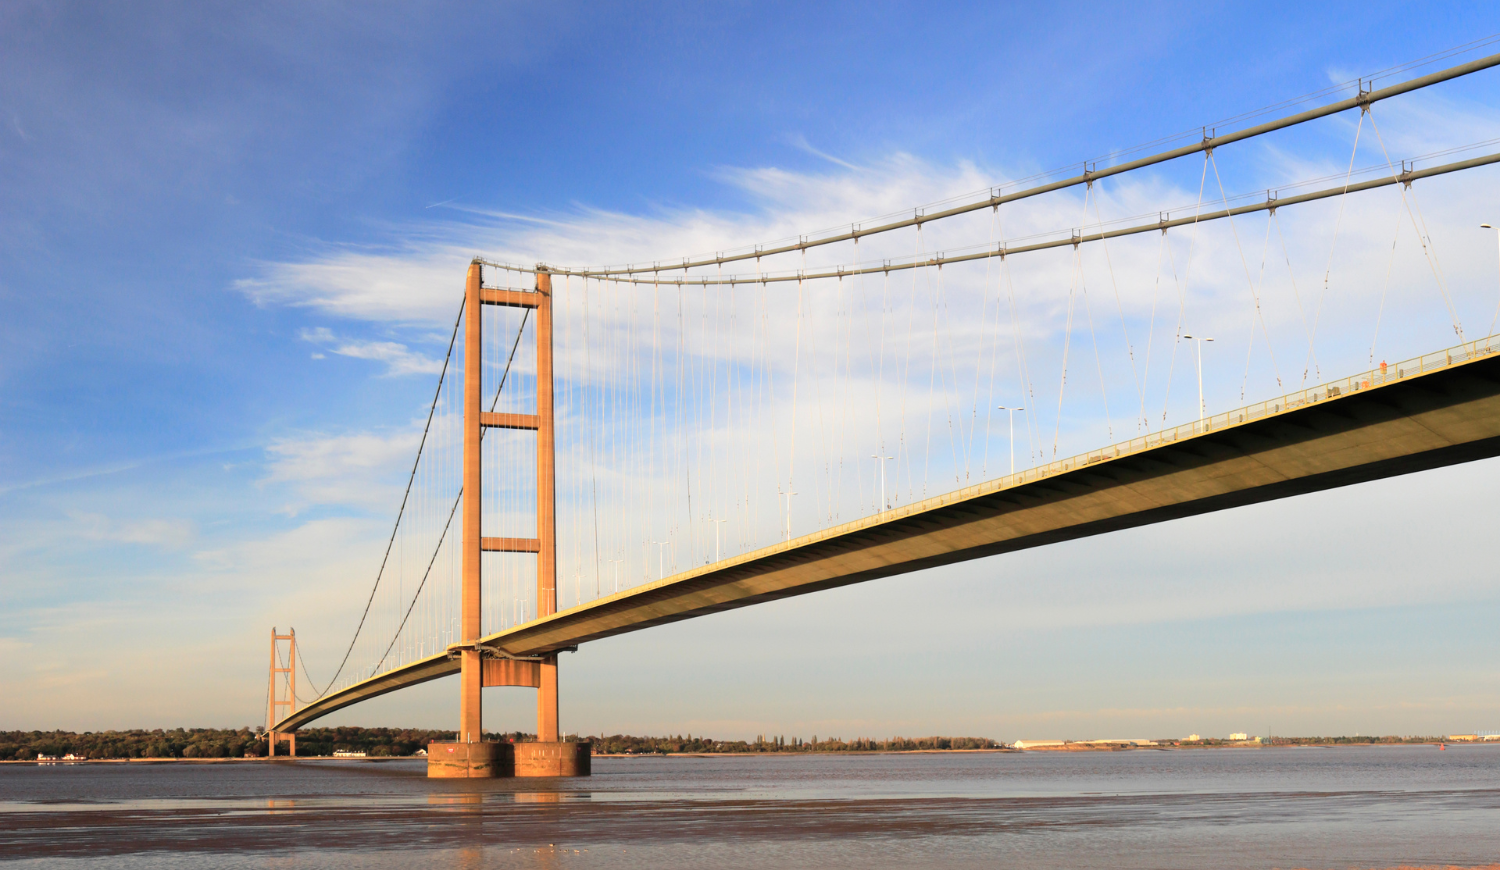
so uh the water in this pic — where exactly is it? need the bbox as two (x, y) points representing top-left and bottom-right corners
(2, 746), (1498, 868)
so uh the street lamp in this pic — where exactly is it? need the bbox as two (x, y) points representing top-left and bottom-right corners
(1181, 334), (1214, 424)
(996, 406), (1024, 475)
(710, 516), (728, 564)
(780, 491), (797, 541)
(871, 454), (894, 512)
(607, 558), (623, 593)
(1483, 224), (1500, 335)
(651, 541), (670, 581)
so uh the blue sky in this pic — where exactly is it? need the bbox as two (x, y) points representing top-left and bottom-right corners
(3, 1), (1500, 741)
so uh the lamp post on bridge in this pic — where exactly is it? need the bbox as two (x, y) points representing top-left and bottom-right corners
(1482, 224), (1500, 333)
(996, 406), (1024, 476)
(781, 491), (797, 541)
(1182, 334), (1214, 425)
(711, 517), (728, 564)
(652, 540), (670, 580)
(871, 454), (893, 513)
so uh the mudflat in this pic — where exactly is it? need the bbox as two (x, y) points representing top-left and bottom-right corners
(2, 747), (1498, 869)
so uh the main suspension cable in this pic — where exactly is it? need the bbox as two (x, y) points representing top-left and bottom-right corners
(488, 47), (1500, 280)
(304, 296), (464, 700)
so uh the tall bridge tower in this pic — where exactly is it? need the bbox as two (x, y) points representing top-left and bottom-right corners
(427, 262), (590, 778)
(266, 628), (296, 757)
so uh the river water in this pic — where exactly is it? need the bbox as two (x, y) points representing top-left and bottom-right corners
(2, 746), (1498, 869)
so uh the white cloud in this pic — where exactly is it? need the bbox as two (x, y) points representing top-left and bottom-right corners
(263, 428), (420, 513)
(328, 340), (442, 376)
(69, 511), (196, 550)
(240, 241), (472, 324)
(299, 326), (443, 376)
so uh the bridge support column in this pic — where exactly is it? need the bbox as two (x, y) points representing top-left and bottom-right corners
(535, 268), (559, 748)
(429, 260), (501, 779)
(537, 654), (557, 742)
(266, 628), (298, 759)
(517, 268), (589, 776)
(534, 267), (558, 747)
(428, 263), (587, 778)
(460, 262), (484, 748)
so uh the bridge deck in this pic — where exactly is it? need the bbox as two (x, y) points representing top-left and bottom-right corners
(276, 337), (1500, 732)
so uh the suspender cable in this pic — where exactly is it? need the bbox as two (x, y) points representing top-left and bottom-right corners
(1366, 110), (1466, 342)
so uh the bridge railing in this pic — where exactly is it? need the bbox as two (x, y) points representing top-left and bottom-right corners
(873, 334), (1500, 520)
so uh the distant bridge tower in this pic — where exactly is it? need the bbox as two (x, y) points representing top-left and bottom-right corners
(427, 261), (589, 778)
(266, 628), (296, 757)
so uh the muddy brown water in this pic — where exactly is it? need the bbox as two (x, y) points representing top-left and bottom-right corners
(2, 746), (1498, 868)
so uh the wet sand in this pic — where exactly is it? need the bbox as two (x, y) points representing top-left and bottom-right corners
(3, 748), (1498, 869)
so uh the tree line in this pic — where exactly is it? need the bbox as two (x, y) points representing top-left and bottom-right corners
(1, 728), (999, 759)
(5, 728), (1461, 760)
(0, 727), (460, 760)
(587, 734), (1002, 754)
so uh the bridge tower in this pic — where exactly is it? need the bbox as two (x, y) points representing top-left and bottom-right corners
(427, 261), (589, 778)
(266, 628), (296, 757)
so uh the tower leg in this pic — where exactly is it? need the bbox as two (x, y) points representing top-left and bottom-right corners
(514, 268), (589, 776)
(429, 259), (499, 778)
(459, 649), (482, 745)
(537, 654), (558, 742)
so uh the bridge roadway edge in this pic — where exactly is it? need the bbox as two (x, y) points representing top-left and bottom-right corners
(274, 350), (1500, 733)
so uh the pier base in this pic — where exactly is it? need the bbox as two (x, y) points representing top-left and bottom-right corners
(514, 742), (591, 777)
(426, 742), (510, 778)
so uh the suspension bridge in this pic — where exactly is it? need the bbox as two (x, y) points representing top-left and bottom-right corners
(268, 44), (1500, 777)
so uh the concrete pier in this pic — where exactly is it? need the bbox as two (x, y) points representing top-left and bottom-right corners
(426, 742), (508, 778)
(515, 742), (591, 777)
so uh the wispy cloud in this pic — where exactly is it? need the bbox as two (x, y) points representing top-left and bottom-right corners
(263, 428), (420, 514)
(299, 326), (443, 376)
(786, 133), (863, 172)
(240, 245), (471, 324)
(234, 153), (1003, 325)
(329, 340), (442, 376)
(69, 511), (196, 550)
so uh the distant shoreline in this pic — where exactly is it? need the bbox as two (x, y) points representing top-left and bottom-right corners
(5, 742), (1495, 764)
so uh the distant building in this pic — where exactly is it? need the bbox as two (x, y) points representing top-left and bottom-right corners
(1448, 735), (1479, 742)
(332, 750), (367, 758)
(415, 748), (427, 756)
(1228, 733), (1249, 741)
(1012, 739), (1158, 749)
(1184, 735), (1202, 742)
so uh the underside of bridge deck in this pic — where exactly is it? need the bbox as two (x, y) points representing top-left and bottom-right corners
(275, 348), (1500, 733)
